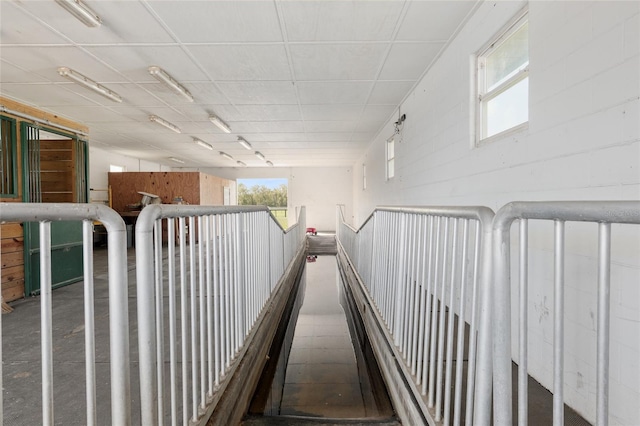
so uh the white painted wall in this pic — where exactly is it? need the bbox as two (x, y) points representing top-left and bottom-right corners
(191, 166), (353, 232)
(89, 146), (171, 203)
(353, 1), (639, 424)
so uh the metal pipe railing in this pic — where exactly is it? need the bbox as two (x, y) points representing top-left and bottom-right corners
(0, 202), (130, 426)
(135, 204), (305, 426)
(336, 205), (494, 426)
(492, 201), (640, 426)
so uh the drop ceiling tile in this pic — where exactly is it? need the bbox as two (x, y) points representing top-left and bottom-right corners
(351, 132), (377, 142)
(216, 81), (298, 105)
(305, 133), (353, 142)
(396, 1), (478, 41)
(186, 83), (229, 105)
(85, 46), (208, 82)
(356, 105), (397, 132)
(1, 46), (124, 82)
(259, 133), (307, 142)
(297, 81), (373, 104)
(0, 60), (49, 83)
(304, 121), (357, 133)
(290, 43), (388, 81)
(0, 83), (101, 107)
(50, 106), (133, 123)
(301, 104), (363, 121)
(175, 104), (240, 122)
(368, 81), (416, 105)
(0, 2), (70, 44)
(251, 121), (305, 133)
(148, 1), (282, 43)
(235, 105), (301, 121)
(187, 44), (291, 81)
(281, 1), (403, 41)
(379, 42), (444, 80)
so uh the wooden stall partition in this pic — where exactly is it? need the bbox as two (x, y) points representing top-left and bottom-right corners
(0, 96), (87, 303)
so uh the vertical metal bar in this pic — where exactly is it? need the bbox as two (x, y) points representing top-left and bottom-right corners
(179, 217), (189, 426)
(153, 219), (165, 426)
(224, 215), (231, 367)
(444, 218), (459, 426)
(214, 215), (221, 386)
(198, 217), (206, 410)
(411, 215), (424, 375)
(40, 221), (54, 426)
(167, 219), (178, 426)
(453, 219), (470, 426)
(82, 220), (97, 426)
(597, 223), (611, 426)
(519, 219), (529, 426)
(467, 223), (482, 423)
(206, 216), (214, 397)
(419, 215), (433, 392)
(188, 216), (198, 422)
(553, 220), (565, 426)
(428, 216), (442, 404)
(435, 217), (450, 421)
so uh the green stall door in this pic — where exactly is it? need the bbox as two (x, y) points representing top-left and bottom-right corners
(23, 221), (84, 295)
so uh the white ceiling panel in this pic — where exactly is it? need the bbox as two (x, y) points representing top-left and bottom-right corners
(250, 121), (305, 133)
(217, 82), (298, 105)
(300, 104), (364, 121)
(0, 60), (49, 83)
(187, 44), (291, 81)
(396, 1), (477, 41)
(297, 81), (373, 105)
(235, 105), (301, 121)
(290, 43), (388, 81)
(1, 0), (479, 168)
(147, 1), (282, 43)
(368, 81), (416, 105)
(85, 46), (207, 82)
(0, 2), (70, 45)
(379, 42), (444, 80)
(1, 46), (123, 82)
(305, 132), (354, 142)
(304, 121), (357, 133)
(281, 1), (403, 42)
(2, 83), (100, 107)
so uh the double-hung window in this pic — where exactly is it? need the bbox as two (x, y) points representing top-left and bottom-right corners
(477, 12), (529, 143)
(386, 136), (395, 180)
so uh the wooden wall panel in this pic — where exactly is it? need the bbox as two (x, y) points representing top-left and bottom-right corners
(109, 172), (203, 212)
(1, 222), (24, 302)
(199, 173), (232, 206)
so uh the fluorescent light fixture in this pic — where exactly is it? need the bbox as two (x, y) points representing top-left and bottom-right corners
(169, 157), (185, 164)
(219, 151), (234, 161)
(55, 0), (101, 27)
(193, 138), (213, 151)
(149, 115), (181, 133)
(209, 114), (231, 133)
(237, 136), (252, 150)
(266, 160), (274, 167)
(254, 151), (265, 161)
(57, 67), (122, 103)
(148, 66), (193, 102)
(236, 161), (247, 167)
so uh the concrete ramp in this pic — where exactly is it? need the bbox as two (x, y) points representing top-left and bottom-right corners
(242, 415), (400, 425)
(307, 234), (338, 255)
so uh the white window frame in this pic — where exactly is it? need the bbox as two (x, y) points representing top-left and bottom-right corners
(476, 10), (529, 145)
(386, 136), (395, 180)
(362, 163), (367, 190)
